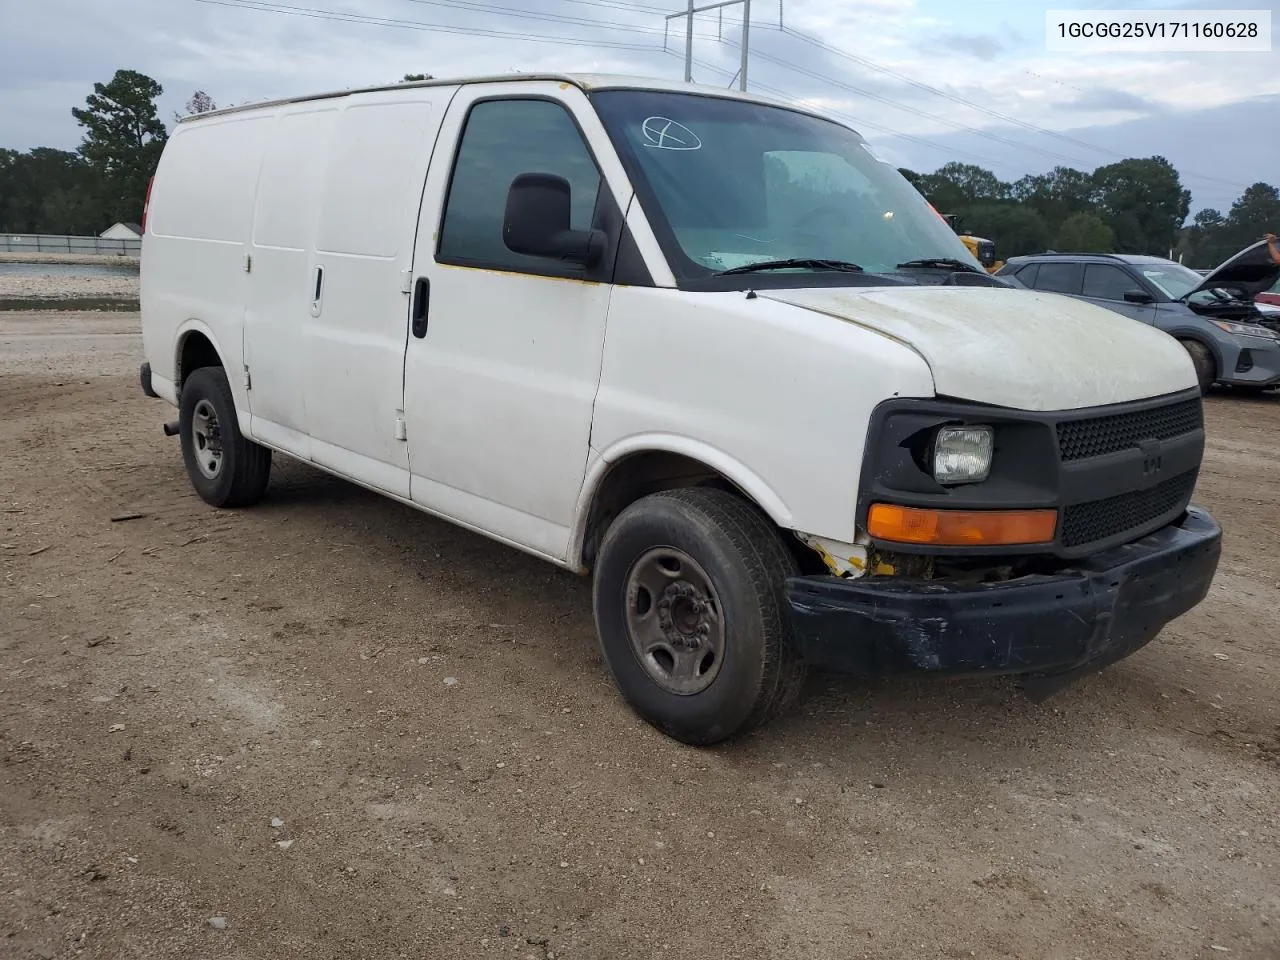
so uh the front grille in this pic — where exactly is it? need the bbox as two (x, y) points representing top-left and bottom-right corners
(1060, 470), (1197, 548)
(1056, 399), (1202, 462)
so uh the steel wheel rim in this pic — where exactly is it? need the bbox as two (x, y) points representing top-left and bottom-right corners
(624, 547), (726, 696)
(191, 398), (224, 480)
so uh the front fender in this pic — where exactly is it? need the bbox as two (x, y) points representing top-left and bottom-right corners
(567, 434), (795, 570)
(1157, 321), (1232, 376)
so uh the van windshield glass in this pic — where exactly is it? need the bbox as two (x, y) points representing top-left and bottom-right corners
(590, 90), (980, 279)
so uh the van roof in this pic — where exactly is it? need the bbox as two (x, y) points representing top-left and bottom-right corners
(180, 73), (810, 125)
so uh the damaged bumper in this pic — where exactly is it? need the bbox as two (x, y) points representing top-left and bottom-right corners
(784, 507), (1221, 689)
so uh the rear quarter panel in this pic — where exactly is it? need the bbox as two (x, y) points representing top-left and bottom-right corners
(141, 113), (274, 416)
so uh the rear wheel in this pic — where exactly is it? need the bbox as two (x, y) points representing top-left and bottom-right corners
(178, 366), (271, 507)
(1179, 340), (1215, 394)
(592, 487), (807, 745)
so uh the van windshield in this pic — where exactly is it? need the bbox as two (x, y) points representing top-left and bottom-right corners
(590, 89), (980, 283)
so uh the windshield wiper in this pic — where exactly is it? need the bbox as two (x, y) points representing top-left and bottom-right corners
(714, 257), (864, 276)
(895, 258), (983, 274)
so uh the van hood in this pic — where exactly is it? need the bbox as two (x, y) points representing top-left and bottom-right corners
(761, 285), (1196, 412)
(1186, 239), (1280, 301)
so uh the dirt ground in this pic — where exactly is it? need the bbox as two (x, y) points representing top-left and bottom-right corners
(2, 310), (1277, 960)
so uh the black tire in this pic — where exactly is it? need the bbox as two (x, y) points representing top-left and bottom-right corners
(1180, 340), (1215, 395)
(178, 366), (271, 508)
(592, 487), (807, 745)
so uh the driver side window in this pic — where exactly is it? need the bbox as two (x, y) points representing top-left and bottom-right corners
(1082, 264), (1139, 302)
(438, 98), (602, 273)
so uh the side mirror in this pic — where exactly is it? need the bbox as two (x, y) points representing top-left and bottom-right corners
(503, 172), (604, 267)
(1123, 289), (1154, 304)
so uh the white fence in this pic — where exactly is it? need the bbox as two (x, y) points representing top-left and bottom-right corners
(1, 234), (141, 256)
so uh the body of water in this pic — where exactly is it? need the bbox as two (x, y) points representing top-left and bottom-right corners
(0, 261), (139, 278)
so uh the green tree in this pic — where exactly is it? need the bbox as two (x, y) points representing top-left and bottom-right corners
(933, 162), (1007, 203)
(0, 148), (104, 234)
(1056, 211), (1115, 252)
(1181, 207), (1229, 267)
(174, 91), (218, 124)
(1011, 166), (1096, 224)
(186, 90), (217, 115)
(0, 149), (22, 229)
(1220, 182), (1280, 252)
(1091, 156), (1189, 255)
(914, 163), (1008, 213)
(71, 69), (168, 225)
(957, 203), (1051, 257)
(1173, 186), (1280, 267)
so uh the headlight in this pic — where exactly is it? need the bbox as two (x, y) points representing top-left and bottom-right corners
(1213, 320), (1280, 340)
(933, 425), (993, 484)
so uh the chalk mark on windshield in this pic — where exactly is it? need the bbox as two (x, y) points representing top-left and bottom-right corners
(641, 117), (702, 151)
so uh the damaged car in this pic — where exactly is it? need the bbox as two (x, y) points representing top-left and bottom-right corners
(997, 243), (1280, 393)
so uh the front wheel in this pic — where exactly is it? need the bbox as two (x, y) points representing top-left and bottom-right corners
(592, 488), (807, 745)
(1179, 340), (1216, 395)
(178, 366), (272, 507)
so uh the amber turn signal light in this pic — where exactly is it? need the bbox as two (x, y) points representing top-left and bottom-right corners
(867, 504), (1057, 546)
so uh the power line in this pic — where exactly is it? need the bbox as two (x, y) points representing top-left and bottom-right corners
(772, 24), (1247, 192)
(546, 0), (675, 12)
(193, 0), (667, 47)
(717, 39), (1247, 194)
(194, 0), (1249, 200)
(737, 45), (1096, 167)
(685, 51), (1246, 207)
(538, 0), (678, 13)
(393, 0), (689, 35)
(778, 25), (1122, 160)
(682, 53), (1028, 173)
(203, 0), (1021, 173)
(209, 0), (729, 42)
(662, 5), (1096, 168)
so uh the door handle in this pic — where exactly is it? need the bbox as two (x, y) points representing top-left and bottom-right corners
(411, 277), (430, 338)
(309, 265), (325, 317)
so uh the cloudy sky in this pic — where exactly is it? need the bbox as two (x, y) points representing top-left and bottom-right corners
(2, 0), (1277, 212)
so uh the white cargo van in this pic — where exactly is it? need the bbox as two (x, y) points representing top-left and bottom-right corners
(139, 74), (1222, 744)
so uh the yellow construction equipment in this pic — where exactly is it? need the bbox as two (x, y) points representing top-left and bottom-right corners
(937, 213), (1002, 272)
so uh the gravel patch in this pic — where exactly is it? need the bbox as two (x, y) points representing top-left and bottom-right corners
(0, 269), (139, 301)
(0, 252), (139, 268)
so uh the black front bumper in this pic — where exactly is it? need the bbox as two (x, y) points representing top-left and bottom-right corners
(785, 507), (1221, 688)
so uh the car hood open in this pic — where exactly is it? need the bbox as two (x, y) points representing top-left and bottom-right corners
(761, 285), (1196, 411)
(1184, 239), (1280, 301)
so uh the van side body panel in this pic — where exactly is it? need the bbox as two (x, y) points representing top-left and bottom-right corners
(302, 89), (455, 498)
(243, 104), (340, 459)
(141, 112), (274, 422)
(142, 80), (932, 566)
(403, 82), (629, 562)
